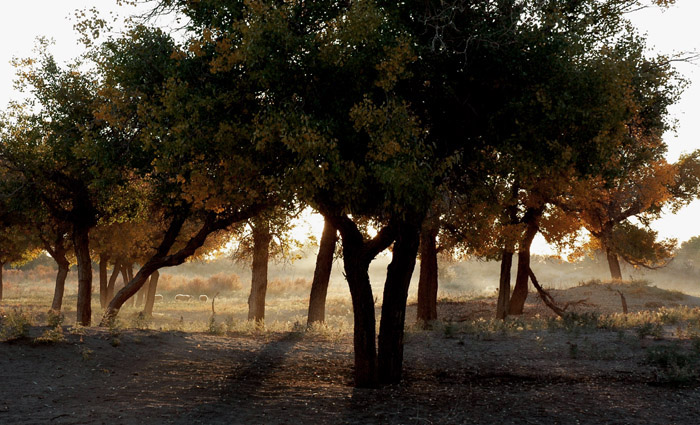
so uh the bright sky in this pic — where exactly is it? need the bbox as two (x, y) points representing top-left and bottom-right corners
(0, 1), (699, 255)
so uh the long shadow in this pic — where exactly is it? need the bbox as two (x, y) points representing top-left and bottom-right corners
(173, 332), (300, 424)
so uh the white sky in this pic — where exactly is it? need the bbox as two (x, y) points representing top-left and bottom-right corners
(0, 1), (699, 254)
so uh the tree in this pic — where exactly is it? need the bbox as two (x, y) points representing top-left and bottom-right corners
(92, 19), (292, 324)
(0, 46), (135, 324)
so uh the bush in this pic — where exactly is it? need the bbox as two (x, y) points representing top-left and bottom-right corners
(267, 277), (311, 296)
(158, 272), (242, 295)
(0, 310), (32, 342)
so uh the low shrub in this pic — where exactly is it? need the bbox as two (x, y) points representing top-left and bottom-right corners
(158, 272), (242, 295)
(0, 309), (32, 342)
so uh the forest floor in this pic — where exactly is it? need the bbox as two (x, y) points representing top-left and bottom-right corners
(3, 281), (700, 424)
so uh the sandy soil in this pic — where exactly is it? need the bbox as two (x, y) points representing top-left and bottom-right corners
(2, 283), (700, 424)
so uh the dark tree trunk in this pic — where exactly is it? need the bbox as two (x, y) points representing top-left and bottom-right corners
(143, 270), (160, 317)
(45, 236), (70, 312)
(509, 210), (541, 316)
(378, 221), (421, 385)
(416, 227), (438, 323)
(307, 218), (337, 325)
(325, 214), (396, 388)
(106, 258), (121, 303)
(343, 243), (379, 388)
(607, 248), (623, 281)
(73, 223), (93, 326)
(248, 219), (272, 322)
(50, 258), (70, 312)
(99, 254), (109, 309)
(0, 262), (4, 301)
(496, 249), (514, 320)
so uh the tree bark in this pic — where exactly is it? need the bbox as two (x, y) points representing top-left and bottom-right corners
(99, 254), (109, 309)
(142, 270), (160, 317)
(496, 249), (514, 320)
(307, 218), (337, 325)
(509, 209), (541, 316)
(106, 258), (121, 303)
(416, 227), (438, 323)
(248, 219), (272, 322)
(607, 248), (623, 281)
(73, 222), (93, 326)
(378, 220), (421, 385)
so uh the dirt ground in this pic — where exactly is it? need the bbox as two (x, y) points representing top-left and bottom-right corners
(3, 284), (700, 424)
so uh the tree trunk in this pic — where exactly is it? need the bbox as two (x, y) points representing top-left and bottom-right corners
(378, 221), (421, 385)
(307, 218), (337, 325)
(73, 223), (93, 326)
(325, 214), (396, 388)
(0, 262), (4, 301)
(509, 211), (540, 316)
(106, 258), (121, 303)
(416, 227), (438, 324)
(50, 258), (70, 312)
(496, 249), (514, 320)
(248, 219), (272, 322)
(343, 245), (378, 388)
(143, 270), (160, 317)
(99, 254), (109, 309)
(607, 248), (623, 281)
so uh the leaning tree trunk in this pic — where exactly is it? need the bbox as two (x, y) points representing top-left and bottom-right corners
(50, 257), (70, 312)
(248, 219), (272, 322)
(606, 248), (623, 281)
(416, 227), (438, 324)
(106, 258), (121, 303)
(378, 221), (421, 385)
(307, 219), (337, 325)
(73, 223), (93, 326)
(496, 249), (514, 320)
(142, 270), (160, 317)
(509, 216), (540, 316)
(99, 254), (110, 309)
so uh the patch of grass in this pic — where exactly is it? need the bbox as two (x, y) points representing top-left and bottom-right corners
(645, 344), (700, 386)
(207, 315), (225, 335)
(636, 322), (664, 339)
(81, 347), (94, 361)
(33, 325), (65, 344)
(561, 312), (600, 333)
(131, 312), (151, 330)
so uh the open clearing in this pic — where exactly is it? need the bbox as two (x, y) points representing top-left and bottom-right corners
(3, 281), (700, 424)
